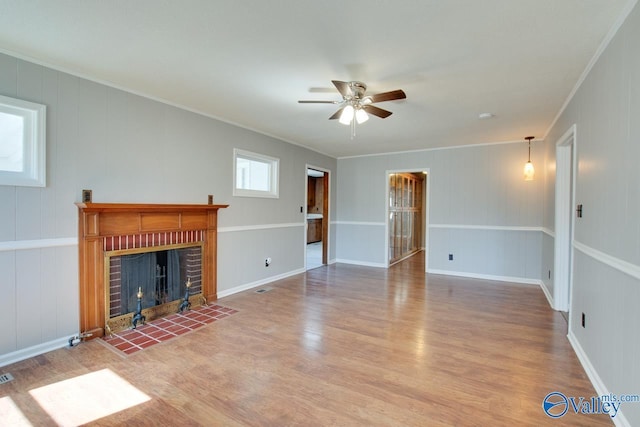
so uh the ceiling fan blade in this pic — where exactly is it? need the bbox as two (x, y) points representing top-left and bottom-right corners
(332, 80), (351, 98)
(368, 89), (406, 103)
(309, 87), (338, 93)
(298, 100), (339, 104)
(363, 105), (393, 118)
(329, 107), (345, 120)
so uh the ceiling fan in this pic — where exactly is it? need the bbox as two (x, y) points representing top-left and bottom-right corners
(298, 80), (406, 134)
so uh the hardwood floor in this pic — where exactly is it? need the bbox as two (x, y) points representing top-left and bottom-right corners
(0, 254), (612, 426)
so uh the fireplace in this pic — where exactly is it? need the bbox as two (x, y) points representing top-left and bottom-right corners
(106, 242), (204, 333)
(76, 202), (228, 338)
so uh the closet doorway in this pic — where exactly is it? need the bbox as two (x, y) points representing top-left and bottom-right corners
(387, 171), (427, 266)
(306, 167), (329, 270)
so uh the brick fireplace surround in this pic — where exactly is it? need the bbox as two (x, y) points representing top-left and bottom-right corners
(76, 202), (228, 339)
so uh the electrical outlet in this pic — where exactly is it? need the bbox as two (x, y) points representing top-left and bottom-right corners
(448, 254), (453, 261)
(265, 257), (272, 267)
(581, 312), (586, 328)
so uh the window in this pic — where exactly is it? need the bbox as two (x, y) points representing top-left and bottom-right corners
(233, 148), (279, 198)
(0, 95), (46, 187)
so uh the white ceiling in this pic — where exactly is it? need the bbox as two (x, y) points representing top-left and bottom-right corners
(0, 1), (632, 158)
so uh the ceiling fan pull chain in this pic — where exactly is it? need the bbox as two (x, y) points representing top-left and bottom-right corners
(351, 117), (356, 139)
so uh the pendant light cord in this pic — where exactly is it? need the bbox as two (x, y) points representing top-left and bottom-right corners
(525, 136), (534, 162)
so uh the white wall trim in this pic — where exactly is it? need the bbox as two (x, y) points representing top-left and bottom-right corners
(337, 138), (542, 160)
(541, 227), (555, 238)
(553, 124), (577, 312)
(429, 224), (542, 232)
(0, 237), (77, 252)
(539, 280), (555, 308)
(217, 268), (305, 299)
(0, 336), (74, 368)
(426, 269), (541, 285)
(567, 331), (631, 427)
(218, 222), (303, 233)
(574, 240), (640, 281)
(334, 259), (386, 268)
(335, 221), (386, 227)
(337, 222), (549, 233)
(544, 0), (639, 139)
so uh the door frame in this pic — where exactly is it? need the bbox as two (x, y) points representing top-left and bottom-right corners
(305, 164), (331, 269)
(553, 124), (577, 312)
(385, 168), (430, 270)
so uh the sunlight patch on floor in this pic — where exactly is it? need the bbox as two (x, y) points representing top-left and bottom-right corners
(0, 396), (32, 426)
(29, 368), (150, 426)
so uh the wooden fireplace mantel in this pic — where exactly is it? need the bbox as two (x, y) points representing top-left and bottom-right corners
(76, 202), (228, 338)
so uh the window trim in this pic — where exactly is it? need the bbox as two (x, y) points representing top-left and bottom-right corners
(233, 148), (279, 198)
(0, 94), (46, 187)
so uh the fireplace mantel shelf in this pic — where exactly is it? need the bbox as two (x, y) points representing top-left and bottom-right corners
(77, 201), (228, 339)
(76, 202), (230, 212)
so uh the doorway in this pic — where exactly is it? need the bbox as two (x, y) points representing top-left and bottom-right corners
(386, 170), (428, 267)
(306, 167), (329, 270)
(554, 124), (577, 314)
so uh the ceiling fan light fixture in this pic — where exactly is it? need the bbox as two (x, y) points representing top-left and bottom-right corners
(299, 80), (406, 136)
(339, 105), (354, 125)
(355, 108), (369, 124)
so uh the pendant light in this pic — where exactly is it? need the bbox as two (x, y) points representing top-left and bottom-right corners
(523, 136), (535, 181)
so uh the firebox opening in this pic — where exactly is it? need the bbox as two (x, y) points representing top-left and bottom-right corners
(106, 242), (203, 333)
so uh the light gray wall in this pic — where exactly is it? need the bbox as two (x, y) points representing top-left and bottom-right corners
(543, 2), (640, 425)
(336, 142), (544, 281)
(0, 52), (336, 364)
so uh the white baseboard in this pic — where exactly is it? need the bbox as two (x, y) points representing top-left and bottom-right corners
(0, 336), (75, 368)
(567, 331), (630, 427)
(217, 268), (306, 299)
(334, 259), (386, 268)
(426, 269), (541, 285)
(539, 280), (555, 309)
